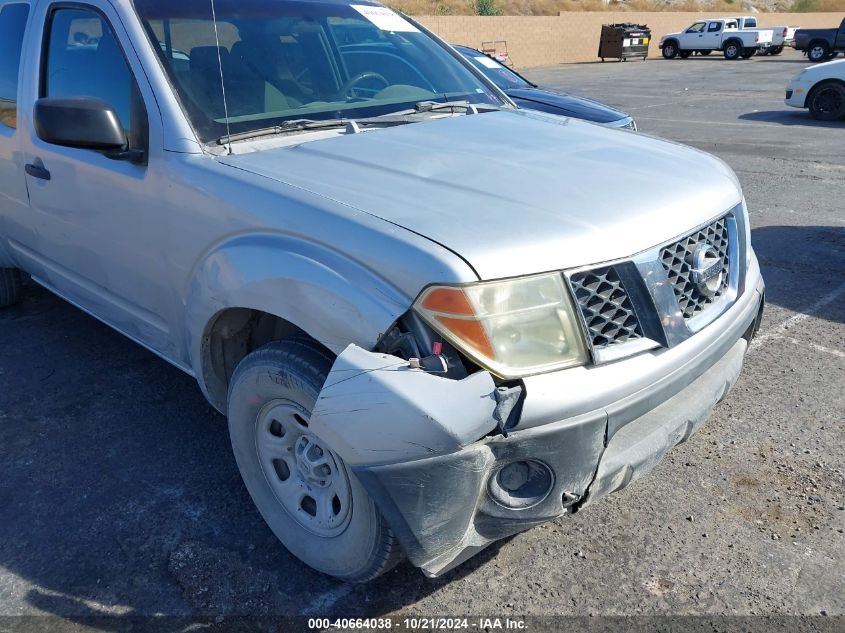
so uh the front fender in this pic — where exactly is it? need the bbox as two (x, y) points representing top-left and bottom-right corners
(185, 233), (411, 405)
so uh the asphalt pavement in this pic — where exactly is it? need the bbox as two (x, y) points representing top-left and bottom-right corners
(1, 50), (843, 630)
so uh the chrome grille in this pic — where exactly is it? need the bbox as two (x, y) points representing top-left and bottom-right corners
(660, 217), (731, 319)
(569, 266), (643, 348)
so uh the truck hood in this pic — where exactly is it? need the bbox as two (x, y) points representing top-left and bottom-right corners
(219, 110), (741, 280)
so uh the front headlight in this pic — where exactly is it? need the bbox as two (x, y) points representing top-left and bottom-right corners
(413, 273), (588, 378)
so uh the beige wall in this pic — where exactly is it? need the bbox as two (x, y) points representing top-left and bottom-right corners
(416, 12), (841, 67)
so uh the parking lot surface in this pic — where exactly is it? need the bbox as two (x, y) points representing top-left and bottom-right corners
(1, 51), (843, 628)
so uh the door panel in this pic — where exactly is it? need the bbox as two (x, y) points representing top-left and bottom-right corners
(22, 4), (171, 352)
(0, 3), (33, 267)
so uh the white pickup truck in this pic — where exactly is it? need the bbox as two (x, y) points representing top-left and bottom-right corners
(660, 18), (774, 60)
(728, 15), (799, 56)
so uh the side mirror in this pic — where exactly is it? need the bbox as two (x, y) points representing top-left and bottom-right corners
(33, 97), (144, 163)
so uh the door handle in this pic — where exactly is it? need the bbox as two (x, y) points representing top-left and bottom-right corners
(25, 163), (51, 181)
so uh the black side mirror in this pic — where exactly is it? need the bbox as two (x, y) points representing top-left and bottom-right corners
(33, 97), (144, 163)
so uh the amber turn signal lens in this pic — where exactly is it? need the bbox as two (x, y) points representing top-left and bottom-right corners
(420, 287), (475, 315)
(434, 315), (495, 359)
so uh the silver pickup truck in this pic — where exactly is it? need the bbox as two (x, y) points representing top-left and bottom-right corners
(0, 0), (764, 582)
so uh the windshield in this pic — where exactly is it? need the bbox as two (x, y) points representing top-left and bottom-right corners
(133, 0), (505, 143)
(456, 47), (532, 90)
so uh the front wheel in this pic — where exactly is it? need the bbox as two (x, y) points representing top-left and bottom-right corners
(679, 50), (692, 59)
(227, 337), (404, 582)
(808, 42), (830, 62)
(0, 268), (27, 308)
(769, 45), (784, 55)
(662, 42), (678, 59)
(699, 49), (712, 56)
(808, 81), (845, 121)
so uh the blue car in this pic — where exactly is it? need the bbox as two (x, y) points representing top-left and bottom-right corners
(455, 45), (637, 130)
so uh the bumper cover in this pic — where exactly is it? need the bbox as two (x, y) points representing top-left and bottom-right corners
(312, 268), (764, 577)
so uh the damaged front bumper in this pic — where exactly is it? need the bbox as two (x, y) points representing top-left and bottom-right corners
(310, 260), (765, 577)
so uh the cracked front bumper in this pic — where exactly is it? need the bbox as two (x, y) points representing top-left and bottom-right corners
(312, 258), (765, 577)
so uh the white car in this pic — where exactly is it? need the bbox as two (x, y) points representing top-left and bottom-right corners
(785, 58), (845, 120)
(660, 19), (774, 60)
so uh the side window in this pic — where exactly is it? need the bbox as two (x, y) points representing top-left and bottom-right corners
(687, 22), (706, 34)
(745, 18), (757, 28)
(708, 22), (722, 33)
(0, 4), (30, 129)
(43, 7), (145, 146)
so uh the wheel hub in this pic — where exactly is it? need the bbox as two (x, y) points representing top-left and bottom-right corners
(295, 436), (333, 488)
(255, 401), (352, 537)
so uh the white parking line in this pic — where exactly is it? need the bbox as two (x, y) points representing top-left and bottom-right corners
(636, 116), (788, 130)
(625, 96), (714, 111)
(750, 282), (845, 352)
(777, 335), (845, 359)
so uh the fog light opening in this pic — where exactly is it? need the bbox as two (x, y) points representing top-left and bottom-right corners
(488, 460), (554, 509)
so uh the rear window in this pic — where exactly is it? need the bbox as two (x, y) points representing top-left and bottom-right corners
(0, 3), (30, 129)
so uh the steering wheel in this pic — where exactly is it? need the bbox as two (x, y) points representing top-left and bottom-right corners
(340, 72), (389, 99)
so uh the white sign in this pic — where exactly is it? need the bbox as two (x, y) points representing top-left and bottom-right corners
(351, 5), (420, 32)
(473, 55), (501, 69)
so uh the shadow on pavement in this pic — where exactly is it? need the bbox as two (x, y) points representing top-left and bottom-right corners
(739, 110), (845, 127)
(751, 225), (845, 324)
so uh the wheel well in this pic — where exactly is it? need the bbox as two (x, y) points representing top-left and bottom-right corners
(663, 38), (678, 47)
(808, 39), (829, 50)
(723, 38), (741, 50)
(200, 308), (331, 412)
(805, 78), (845, 108)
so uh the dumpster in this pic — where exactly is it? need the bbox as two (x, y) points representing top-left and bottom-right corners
(598, 23), (651, 61)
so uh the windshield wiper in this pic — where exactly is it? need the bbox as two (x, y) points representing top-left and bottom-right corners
(414, 99), (499, 113)
(216, 101), (503, 146)
(216, 116), (413, 146)
(370, 100), (503, 121)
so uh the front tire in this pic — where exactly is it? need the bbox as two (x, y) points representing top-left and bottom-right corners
(808, 41), (830, 62)
(699, 49), (712, 56)
(662, 42), (678, 59)
(808, 80), (845, 121)
(769, 45), (784, 55)
(679, 50), (692, 59)
(0, 268), (27, 308)
(227, 337), (404, 582)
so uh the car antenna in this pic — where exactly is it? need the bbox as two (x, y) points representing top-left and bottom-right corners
(210, 0), (233, 155)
